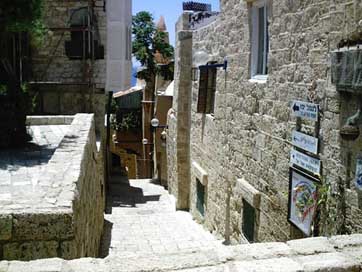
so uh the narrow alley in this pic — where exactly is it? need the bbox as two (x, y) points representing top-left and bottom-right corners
(100, 173), (224, 259)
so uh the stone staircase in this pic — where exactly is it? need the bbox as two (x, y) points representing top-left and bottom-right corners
(1, 175), (362, 271)
(100, 176), (224, 259)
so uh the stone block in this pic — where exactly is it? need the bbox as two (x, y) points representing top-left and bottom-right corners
(0, 261), (8, 272)
(230, 257), (302, 272)
(67, 258), (107, 272)
(287, 237), (336, 255)
(7, 258), (63, 272)
(60, 241), (78, 260)
(3, 241), (59, 261)
(12, 213), (74, 241)
(329, 234), (362, 249)
(0, 215), (12, 241)
(231, 242), (293, 261)
(296, 252), (360, 272)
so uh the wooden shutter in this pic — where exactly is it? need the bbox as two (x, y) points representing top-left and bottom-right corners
(206, 67), (217, 114)
(197, 67), (208, 113)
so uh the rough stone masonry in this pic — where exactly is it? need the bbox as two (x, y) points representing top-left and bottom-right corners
(167, 0), (362, 243)
(30, 0), (107, 131)
(0, 114), (105, 260)
(2, 234), (362, 271)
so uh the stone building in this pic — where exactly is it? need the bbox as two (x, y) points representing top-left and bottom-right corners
(29, 0), (132, 130)
(167, 0), (362, 243)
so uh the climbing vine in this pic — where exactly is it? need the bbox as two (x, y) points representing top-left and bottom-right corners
(317, 176), (344, 236)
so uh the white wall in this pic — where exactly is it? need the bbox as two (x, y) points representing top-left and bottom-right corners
(106, 0), (132, 92)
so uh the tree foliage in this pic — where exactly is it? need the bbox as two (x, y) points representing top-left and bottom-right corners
(132, 11), (174, 81)
(0, 0), (45, 148)
(0, 0), (47, 43)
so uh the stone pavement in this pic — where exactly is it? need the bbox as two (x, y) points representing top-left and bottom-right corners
(0, 125), (69, 211)
(2, 171), (362, 270)
(100, 175), (224, 258)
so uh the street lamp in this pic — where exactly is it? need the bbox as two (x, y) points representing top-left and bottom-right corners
(151, 118), (168, 129)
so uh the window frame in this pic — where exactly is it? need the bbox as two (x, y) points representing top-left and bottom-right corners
(250, 0), (269, 80)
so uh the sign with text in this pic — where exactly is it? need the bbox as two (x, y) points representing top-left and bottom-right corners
(292, 131), (318, 155)
(291, 100), (319, 121)
(290, 149), (321, 176)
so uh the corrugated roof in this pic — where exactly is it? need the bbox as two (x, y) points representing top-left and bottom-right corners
(113, 86), (144, 98)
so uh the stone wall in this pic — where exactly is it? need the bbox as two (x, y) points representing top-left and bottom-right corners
(166, 13), (193, 210)
(1, 234), (362, 271)
(30, 0), (107, 131)
(167, 0), (362, 242)
(32, 0), (106, 87)
(0, 114), (105, 260)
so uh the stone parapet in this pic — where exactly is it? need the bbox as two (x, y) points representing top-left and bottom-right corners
(0, 114), (104, 261)
(26, 115), (74, 126)
(1, 234), (362, 271)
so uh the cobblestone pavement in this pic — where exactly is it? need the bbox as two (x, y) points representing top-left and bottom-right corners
(0, 125), (69, 210)
(100, 175), (224, 258)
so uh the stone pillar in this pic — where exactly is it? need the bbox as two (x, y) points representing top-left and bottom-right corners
(168, 13), (193, 210)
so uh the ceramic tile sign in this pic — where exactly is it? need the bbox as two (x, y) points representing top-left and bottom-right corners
(291, 100), (319, 122)
(288, 168), (318, 236)
(355, 156), (362, 191)
(292, 131), (319, 155)
(290, 149), (321, 176)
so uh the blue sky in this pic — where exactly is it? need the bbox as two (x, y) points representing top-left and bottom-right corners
(132, 0), (220, 46)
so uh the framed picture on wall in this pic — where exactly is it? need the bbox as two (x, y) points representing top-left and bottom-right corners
(288, 167), (319, 236)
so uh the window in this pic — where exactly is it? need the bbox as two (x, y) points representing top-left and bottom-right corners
(242, 199), (256, 242)
(196, 178), (205, 216)
(250, 0), (269, 79)
(197, 64), (217, 114)
(125, 25), (132, 61)
(65, 7), (104, 60)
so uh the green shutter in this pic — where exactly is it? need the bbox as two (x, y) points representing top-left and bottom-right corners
(242, 199), (255, 242)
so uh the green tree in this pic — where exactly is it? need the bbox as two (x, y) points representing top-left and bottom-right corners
(0, 0), (46, 148)
(132, 11), (174, 81)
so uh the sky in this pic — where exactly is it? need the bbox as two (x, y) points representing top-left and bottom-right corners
(132, 0), (220, 47)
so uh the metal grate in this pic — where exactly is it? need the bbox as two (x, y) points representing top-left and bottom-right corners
(183, 1), (211, 12)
